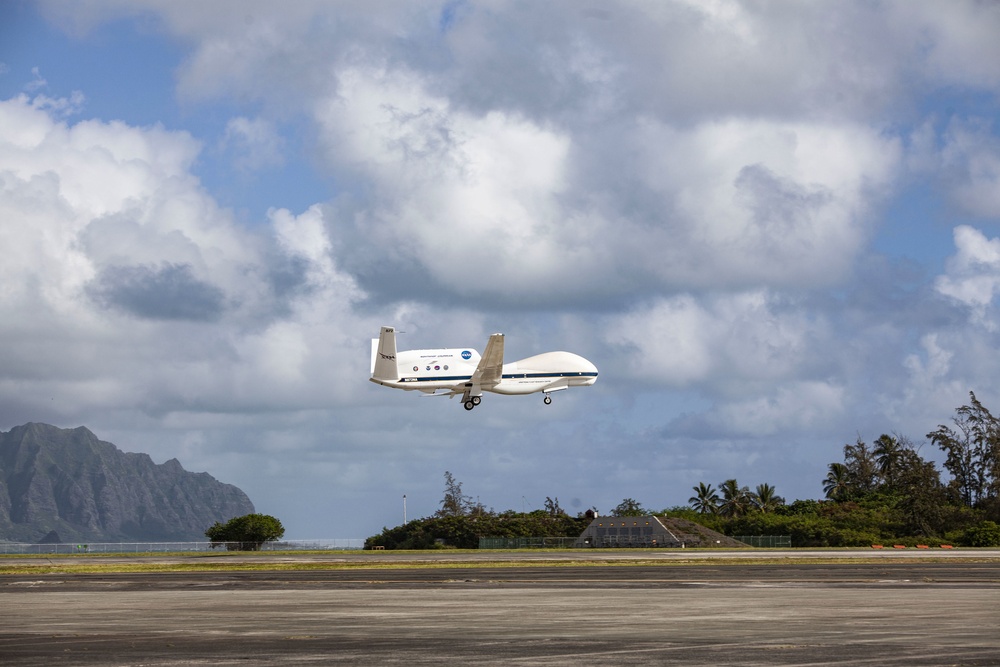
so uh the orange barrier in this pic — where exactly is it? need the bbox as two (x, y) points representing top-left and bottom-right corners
(941, 544), (954, 549)
(893, 544), (907, 549)
(871, 544), (884, 549)
(916, 544), (929, 549)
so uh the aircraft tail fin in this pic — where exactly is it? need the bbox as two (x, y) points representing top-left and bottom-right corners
(370, 326), (399, 380)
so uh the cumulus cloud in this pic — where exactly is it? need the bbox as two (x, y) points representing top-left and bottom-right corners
(87, 263), (226, 321)
(935, 226), (1000, 327)
(314, 66), (600, 301)
(616, 117), (900, 290)
(0, 94), (260, 328)
(673, 381), (847, 439)
(604, 290), (827, 388)
(896, 0), (1000, 90)
(939, 119), (1000, 218)
(310, 64), (902, 306)
(221, 116), (285, 172)
(0, 94), (367, 425)
(7, 0), (1000, 535)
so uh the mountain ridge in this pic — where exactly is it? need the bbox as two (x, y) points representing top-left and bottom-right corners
(0, 422), (254, 543)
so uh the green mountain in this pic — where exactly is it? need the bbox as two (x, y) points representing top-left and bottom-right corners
(0, 422), (254, 543)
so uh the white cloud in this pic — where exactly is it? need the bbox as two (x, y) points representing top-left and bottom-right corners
(604, 290), (826, 388)
(221, 116), (285, 172)
(705, 381), (847, 438)
(0, 94), (368, 423)
(939, 119), (1000, 218)
(935, 225), (1000, 328)
(311, 66), (902, 302)
(618, 117), (900, 289)
(315, 66), (590, 296)
(893, 0), (1000, 90)
(10, 0), (1000, 537)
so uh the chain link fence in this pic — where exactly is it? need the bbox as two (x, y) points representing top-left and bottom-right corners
(0, 539), (365, 554)
(477, 537), (578, 549)
(732, 535), (792, 548)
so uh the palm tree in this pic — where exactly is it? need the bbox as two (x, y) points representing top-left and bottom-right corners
(718, 479), (752, 518)
(689, 482), (720, 514)
(873, 434), (904, 490)
(751, 483), (785, 513)
(823, 462), (851, 500)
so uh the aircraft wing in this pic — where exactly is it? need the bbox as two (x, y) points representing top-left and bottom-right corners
(471, 333), (505, 388)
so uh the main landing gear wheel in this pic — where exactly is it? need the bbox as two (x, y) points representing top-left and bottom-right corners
(472, 396), (481, 406)
(543, 395), (552, 405)
(464, 400), (475, 410)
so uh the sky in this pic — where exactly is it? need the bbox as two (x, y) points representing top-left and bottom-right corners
(2, 1), (1000, 539)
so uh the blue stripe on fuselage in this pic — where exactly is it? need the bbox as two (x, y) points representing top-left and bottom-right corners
(400, 372), (598, 383)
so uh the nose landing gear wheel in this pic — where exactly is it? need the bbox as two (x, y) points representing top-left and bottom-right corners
(543, 395), (552, 405)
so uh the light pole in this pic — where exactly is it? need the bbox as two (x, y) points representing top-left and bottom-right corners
(403, 494), (407, 524)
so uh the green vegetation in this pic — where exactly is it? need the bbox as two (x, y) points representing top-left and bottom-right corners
(205, 513), (285, 551)
(367, 393), (1000, 549)
(366, 475), (589, 549)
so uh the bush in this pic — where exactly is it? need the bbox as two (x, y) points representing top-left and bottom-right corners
(364, 512), (590, 550)
(963, 521), (1000, 547)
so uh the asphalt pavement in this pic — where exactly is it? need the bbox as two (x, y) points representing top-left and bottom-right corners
(2, 550), (998, 665)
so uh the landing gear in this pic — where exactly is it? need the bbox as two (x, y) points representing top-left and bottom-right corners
(464, 400), (475, 410)
(543, 395), (552, 405)
(464, 396), (482, 411)
(472, 396), (481, 406)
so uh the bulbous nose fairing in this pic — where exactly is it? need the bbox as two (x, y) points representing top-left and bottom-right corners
(511, 351), (598, 384)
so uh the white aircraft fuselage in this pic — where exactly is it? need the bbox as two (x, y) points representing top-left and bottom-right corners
(369, 326), (598, 410)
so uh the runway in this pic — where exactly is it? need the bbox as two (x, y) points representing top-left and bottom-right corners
(2, 550), (999, 665)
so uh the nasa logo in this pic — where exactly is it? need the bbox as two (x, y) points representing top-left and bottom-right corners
(461, 350), (472, 360)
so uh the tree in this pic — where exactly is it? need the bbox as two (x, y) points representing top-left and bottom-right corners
(718, 479), (752, 518)
(873, 434), (905, 490)
(893, 447), (946, 536)
(751, 483), (785, 513)
(928, 392), (1000, 512)
(611, 498), (648, 516)
(543, 497), (566, 517)
(689, 482), (720, 515)
(843, 438), (879, 494)
(436, 471), (472, 517)
(823, 462), (851, 500)
(206, 513), (284, 551)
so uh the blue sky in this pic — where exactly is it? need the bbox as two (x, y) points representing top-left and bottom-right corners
(2, 1), (1000, 538)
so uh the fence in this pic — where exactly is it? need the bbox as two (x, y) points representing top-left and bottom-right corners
(583, 535), (678, 548)
(478, 537), (578, 549)
(0, 539), (365, 554)
(732, 535), (792, 548)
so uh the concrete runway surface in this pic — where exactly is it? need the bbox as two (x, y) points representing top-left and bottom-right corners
(2, 550), (999, 666)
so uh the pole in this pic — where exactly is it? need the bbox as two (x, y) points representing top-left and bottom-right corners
(403, 494), (407, 524)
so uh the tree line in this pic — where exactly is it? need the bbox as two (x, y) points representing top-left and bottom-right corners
(365, 392), (1000, 549)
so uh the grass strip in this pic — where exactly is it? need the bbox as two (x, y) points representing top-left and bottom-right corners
(2, 555), (994, 576)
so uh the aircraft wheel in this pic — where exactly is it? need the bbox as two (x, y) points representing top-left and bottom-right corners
(472, 396), (482, 406)
(464, 400), (476, 411)
(543, 395), (552, 405)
